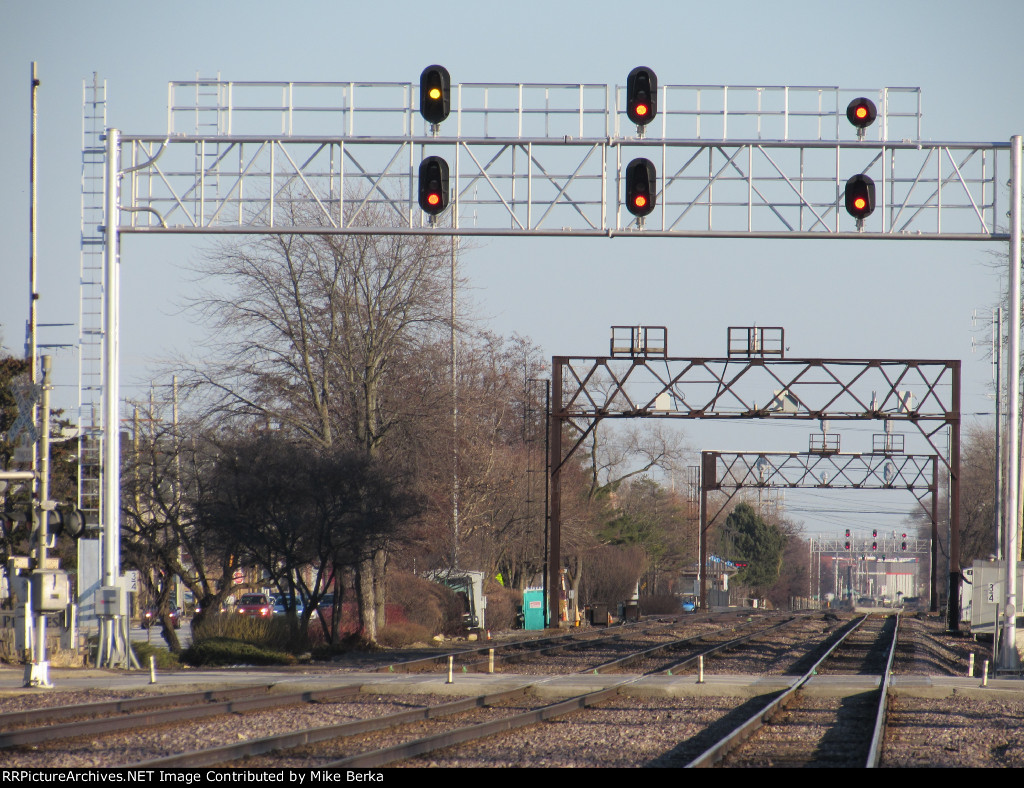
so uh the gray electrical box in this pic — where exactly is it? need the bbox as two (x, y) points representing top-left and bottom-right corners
(963, 561), (1024, 637)
(30, 570), (70, 612)
(95, 586), (126, 617)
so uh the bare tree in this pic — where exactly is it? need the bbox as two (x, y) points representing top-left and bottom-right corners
(558, 420), (688, 620)
(180, 204), (457, 642)
(120, 403), (241, 650)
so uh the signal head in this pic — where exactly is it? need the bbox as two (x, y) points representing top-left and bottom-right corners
(418, 156), (450, 216)
(846, 97), (877, 130)
(845, 174), (876, 220)
(420, 65), (451, 125)
(625, 158), (657, 218)
(626, 67), (658, 127)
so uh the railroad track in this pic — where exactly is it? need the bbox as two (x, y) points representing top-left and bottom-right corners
(0, 612), (802, 769)
(685, 612), (900, 768)
(1, 611), (902, 769)
(376, 610), (766, 675)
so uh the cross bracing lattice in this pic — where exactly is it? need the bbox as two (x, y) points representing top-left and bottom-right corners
(707, 451), (936, 493)
(702, 451), (939, 525)
(552, 355), (958, 468)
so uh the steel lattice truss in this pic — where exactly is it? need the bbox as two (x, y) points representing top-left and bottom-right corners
(552, 356), (960, 470)
(704, 450), (937, 519)
(698, 450), (943, 612)
(549, 354), (958, 621)
(111, 80), (1009, 239)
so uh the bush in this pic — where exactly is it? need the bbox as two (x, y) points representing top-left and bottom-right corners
(192, 612), (306, 651)
(181, 637), (297, 667)
(130, 641), (181, 670)
(482, 581), (520, 631)
(386, 571), (461, 635)
(189, 612), (310, 661)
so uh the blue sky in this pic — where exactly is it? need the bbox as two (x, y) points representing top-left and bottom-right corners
(2, 0), (1022, 537)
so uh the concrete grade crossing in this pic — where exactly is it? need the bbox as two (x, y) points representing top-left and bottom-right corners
(0, 665), (1021, 702)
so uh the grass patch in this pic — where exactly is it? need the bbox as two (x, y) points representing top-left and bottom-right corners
(130, 641), (181, 670)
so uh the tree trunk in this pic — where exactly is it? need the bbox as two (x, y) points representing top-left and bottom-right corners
(373, 548), (388, 633)
(356, 557), (377, 643)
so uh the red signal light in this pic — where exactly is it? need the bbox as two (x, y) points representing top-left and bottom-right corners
(626, 67), (657, 127)
(846, 97), (877, 132)
(845, 174), (876, 220)
(625, 158), (657, 218)
(418, 156), (450, 216)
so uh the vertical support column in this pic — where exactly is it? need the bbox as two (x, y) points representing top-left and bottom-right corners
(99, 128), (127, 668)
(999, 135), (1022, 669)
(699, 451), (716, 610)
(26, 356), (53, 688)
(948, 361), (962, 630)
(547, 358), (564, 629)
(931, 455), (939, 613)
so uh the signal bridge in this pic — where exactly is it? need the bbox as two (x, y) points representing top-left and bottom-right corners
(109, 74), (1007, 239)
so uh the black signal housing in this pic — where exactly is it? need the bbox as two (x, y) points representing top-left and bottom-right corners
(625, 158), (657, 217)
(846, 97), (877, 130)
(845, 173), (876, 220)
(420, 65), (451, 125)
(418, 156), (450, 215)
(626, 67), (658, 126)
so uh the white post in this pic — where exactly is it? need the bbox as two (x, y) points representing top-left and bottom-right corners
(1000, 135), (1021, 671)
(25, 356), (53, 688)
(99, 128), (126, 668)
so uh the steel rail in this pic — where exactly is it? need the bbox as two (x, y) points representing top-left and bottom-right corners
(327, 686), (626, 769)
(456, 619), (702, 672)
(378, 612), (726, 673)
(0, 684), (363, 749)
(327, 614), (818, 770)
(866, 613), (901, 768)
(685, 613), (899, 768)
(121, 613), (788, 769)
(0, 683), (273, 729)
(592, 615), (808, 674)
(124, 686), (533, 769)
(684, 614), (871, 767)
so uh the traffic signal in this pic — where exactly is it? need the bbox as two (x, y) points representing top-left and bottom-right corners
(1, 504), (87, 540)
(418, 156), (450, 216)
(47, 506), (87, 539)
(625, 158), (657, 217)
(846, 97), (877, 136)
(420, 65), (451, 125)
(845, 174), (876, 221)
(872, 529), (877, 538)
(626, 67), (657, 127)
(901, 533), (907, 551)
(845, 540), (850, 550)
